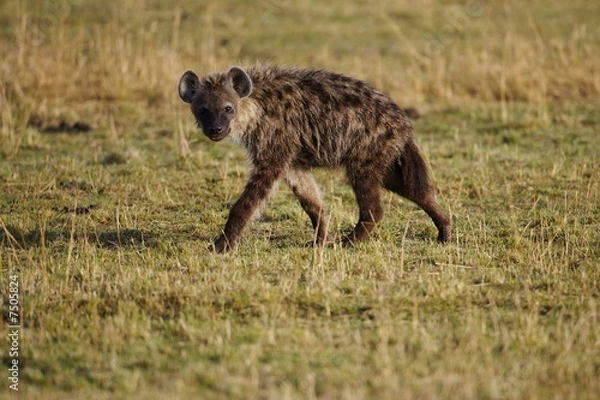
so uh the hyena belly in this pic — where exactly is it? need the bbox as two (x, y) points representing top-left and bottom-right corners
(178, 65), (451, 252)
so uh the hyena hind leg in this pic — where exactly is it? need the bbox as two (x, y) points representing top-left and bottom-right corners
(343, 173), (384, 246)
(284, 169), (329, 246)
(384, 139), (451, 243)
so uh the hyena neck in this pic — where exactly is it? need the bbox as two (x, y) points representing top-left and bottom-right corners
(228, 97), (263, 146)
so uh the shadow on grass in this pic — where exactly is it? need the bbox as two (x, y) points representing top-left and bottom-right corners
(0, 225), (159, 250)
(92, 229), (159, 249)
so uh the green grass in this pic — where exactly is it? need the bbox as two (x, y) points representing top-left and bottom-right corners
(1, 1), (600, 399)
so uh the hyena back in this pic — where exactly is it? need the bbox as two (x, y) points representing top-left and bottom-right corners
(178, 65), (451, 252)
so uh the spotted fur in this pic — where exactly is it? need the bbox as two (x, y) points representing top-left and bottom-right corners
(179, 65), (451, 252)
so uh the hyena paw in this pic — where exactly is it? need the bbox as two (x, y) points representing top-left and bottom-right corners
(341, 236), (357, 248)
(437, 230), (450, 243)
(212, 235), (234, 253)
(436, 224), (451, 243)
(303, 236), (332, 248)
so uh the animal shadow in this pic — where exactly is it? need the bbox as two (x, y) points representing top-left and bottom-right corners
(0, 225), (157, 250)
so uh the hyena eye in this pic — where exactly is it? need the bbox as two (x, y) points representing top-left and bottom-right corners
(224, 105), (233, 113)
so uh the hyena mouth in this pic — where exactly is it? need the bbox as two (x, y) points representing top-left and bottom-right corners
(205, 129), (229, 142)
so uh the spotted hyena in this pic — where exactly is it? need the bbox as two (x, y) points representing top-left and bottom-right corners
(178, 65), (451, 252)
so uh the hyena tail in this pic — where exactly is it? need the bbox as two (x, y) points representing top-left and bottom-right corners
(384, 136), (451, 242)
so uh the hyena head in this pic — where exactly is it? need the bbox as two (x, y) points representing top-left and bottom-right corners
(178, 67), (253, 141)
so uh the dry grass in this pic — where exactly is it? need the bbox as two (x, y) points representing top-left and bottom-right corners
(1, 0), (599, 399)
(1, 0), (599, 139)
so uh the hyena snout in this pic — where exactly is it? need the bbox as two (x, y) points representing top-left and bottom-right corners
(198, 109), (234, 141)
(208, 124), (224, 136)
(202, 120), (229, 141)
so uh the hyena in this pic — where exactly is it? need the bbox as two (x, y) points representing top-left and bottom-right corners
(178, 65), (451, 253)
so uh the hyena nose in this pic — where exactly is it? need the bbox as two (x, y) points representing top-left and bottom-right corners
(209, 126), (224, 135)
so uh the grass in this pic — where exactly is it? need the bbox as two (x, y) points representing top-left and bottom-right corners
(1, 0), (599, 398)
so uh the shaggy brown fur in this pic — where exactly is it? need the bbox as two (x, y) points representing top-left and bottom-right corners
(178, 66), (451, 252)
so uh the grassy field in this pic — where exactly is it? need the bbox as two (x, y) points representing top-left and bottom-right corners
(1, 0), (599, 398)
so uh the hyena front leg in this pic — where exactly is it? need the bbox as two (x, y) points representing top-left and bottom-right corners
(213, 168), (280, 253)
(343, 171), (384, 246)
(284, 169), (328, 246)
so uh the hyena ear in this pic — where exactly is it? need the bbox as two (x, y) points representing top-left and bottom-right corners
(178, 70), (201, 103)
(227, 67), (252, 98)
